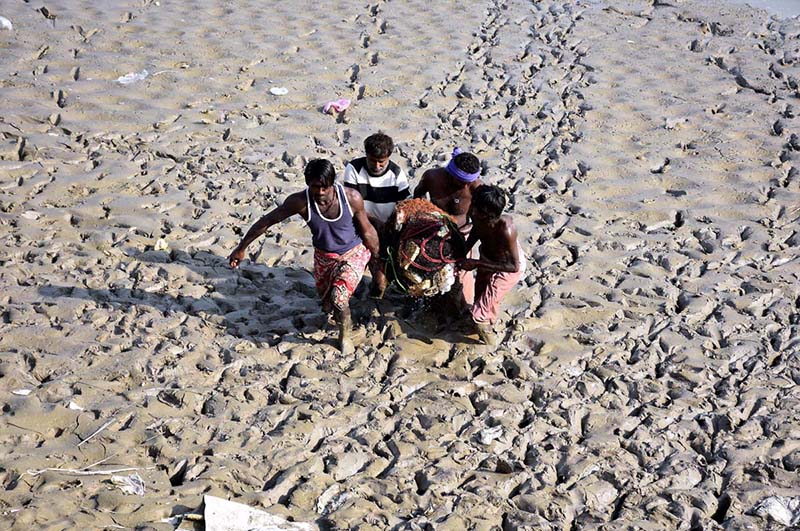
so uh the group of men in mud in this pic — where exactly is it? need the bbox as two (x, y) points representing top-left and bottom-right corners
(228, 133), (525, 354)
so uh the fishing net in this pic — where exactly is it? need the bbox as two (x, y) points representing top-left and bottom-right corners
(384, 199), (467, 297)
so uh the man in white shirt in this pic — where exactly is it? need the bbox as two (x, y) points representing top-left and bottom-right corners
(343, 132), (410, 297)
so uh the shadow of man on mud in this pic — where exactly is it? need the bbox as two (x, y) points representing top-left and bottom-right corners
(37, 248), (328, 346)
(37, 246), (479, 350)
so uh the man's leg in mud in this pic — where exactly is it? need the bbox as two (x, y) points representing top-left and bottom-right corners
(329, 281), (355, 355)
(322, 297), (333, 316)
(368, 258), (387, 299)
(333, 305), (353, 355)
(323, 245), (371, 354)
(473, 319), (496, 346)
(369, 221), (388, 299)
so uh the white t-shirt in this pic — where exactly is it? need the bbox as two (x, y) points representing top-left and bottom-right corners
(342, 157), (410, 223)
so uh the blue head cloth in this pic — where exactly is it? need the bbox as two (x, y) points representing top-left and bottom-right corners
(445, 148), (479, 183)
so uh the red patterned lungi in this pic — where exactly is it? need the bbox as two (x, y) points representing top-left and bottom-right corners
(313, 243), (371, 311)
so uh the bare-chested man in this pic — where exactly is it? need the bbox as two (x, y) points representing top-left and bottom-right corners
(458, 184), (526, 345)
(228, 159), (379, 355)
(413, 148), (483, 307)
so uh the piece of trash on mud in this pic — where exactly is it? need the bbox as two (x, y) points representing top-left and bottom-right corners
(203, 495), (315, 530)
(154, 238), (168, 251)
(479, 425), (503, 445)
(751, 496), (800, 526)
(11, 389), (31, 396)
(117, 69), (149, 84)
(110, 473), (145, 496)
(0, 16), (13, 30)
(269, 86), (289, 96)
(323, 98), (351, 114)
(316, 484), (351, 516)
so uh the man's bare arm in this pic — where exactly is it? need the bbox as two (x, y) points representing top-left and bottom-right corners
(229, 192), (306, 268)
(367, 215), (385, 234)
(346, 188), (380, 258)
(413, 171), (431, 199)
(463, 230), (479, 255)
(460, 220), (520, 273)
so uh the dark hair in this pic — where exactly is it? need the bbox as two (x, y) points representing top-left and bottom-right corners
(364, 132), (394, 158)
(454, 152), (480, 174)
(472, 185), (506, 219)
(304, 159), (336, 186)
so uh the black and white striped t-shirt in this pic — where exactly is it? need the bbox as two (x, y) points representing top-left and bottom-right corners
(342, 157), (410, 223)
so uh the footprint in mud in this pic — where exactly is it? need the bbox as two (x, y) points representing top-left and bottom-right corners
(23, 352), (36, 372)
(347, 64), (360, 84)
(52, 89), (66, 108)
(336, 129), (351, 144)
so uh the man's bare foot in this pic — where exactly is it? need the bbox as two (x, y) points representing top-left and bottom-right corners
(474, 321), (496, 346)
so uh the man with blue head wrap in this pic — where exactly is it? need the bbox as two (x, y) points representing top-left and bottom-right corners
(414, 148), (482, 227)
(414, 148), (484, 310)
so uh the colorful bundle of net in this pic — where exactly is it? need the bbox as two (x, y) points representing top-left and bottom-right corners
(385, 199), (466, 297)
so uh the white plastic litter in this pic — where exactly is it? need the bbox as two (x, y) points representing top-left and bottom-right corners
(110, 473), (145, 496)
(269, 87), (288, 96)
(67, 400), (84, 411)
(11, 389), (31, 396)
(316, 484), (351, 516)
(203, 495), (314, 530)
(752, 496), (800, 526)
(479, 425), (504, 445)
(0, 16), (13, 30)
(117, 69), (149, 84)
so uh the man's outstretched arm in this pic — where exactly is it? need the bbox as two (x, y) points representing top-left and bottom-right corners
(229, 192), (305, 268)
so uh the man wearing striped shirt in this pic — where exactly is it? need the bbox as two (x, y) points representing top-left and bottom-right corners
(343, 132), (410, 297)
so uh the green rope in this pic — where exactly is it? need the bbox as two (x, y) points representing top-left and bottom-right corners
(384, 247), (408, 294)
